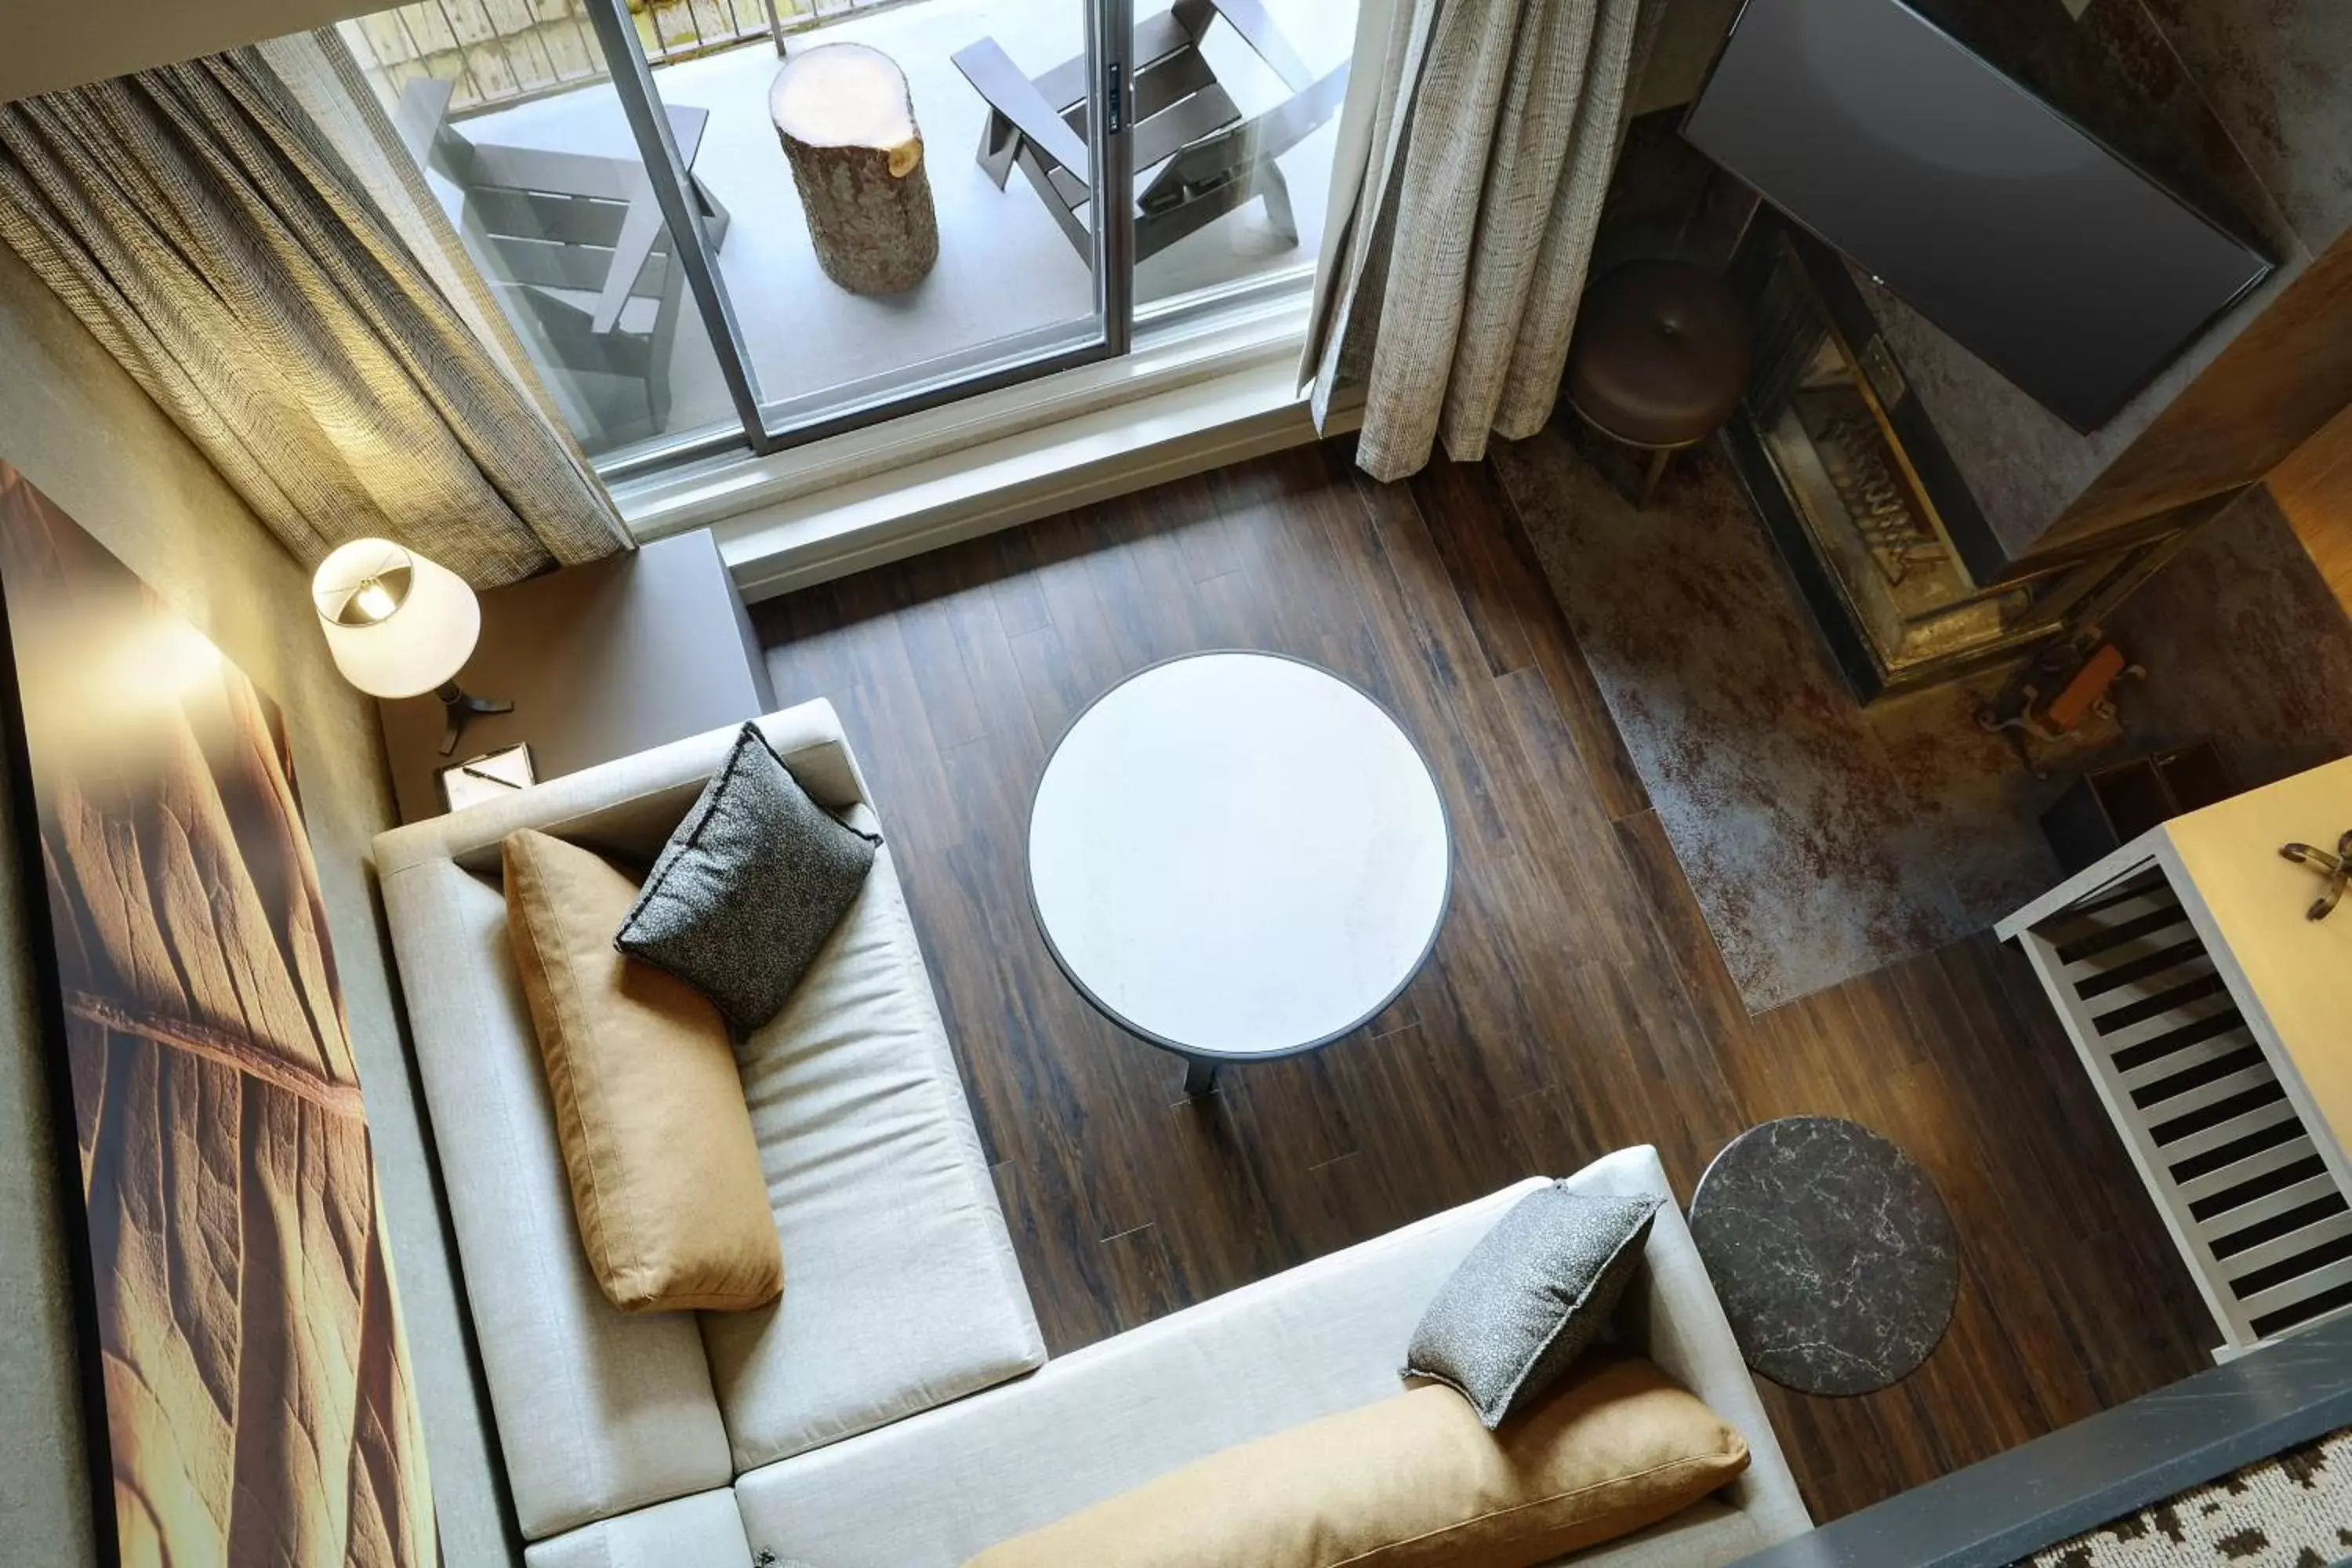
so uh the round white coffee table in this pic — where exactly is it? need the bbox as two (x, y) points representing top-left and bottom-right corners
(1027, 651), (1452, 1094)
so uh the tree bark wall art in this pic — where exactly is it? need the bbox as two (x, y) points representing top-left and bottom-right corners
(0, 460), (440, 1567)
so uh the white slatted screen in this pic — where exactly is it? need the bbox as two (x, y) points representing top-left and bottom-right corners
(2019, 864), (2352, 1354)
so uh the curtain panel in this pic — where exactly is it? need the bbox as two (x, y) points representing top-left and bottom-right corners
(0, 31), (627, 588)
(1306, 0), (1655, 482)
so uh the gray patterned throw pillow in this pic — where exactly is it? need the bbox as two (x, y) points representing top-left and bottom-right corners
(1404, 1186), (1664, 1428)
(615, 724), (879, 1039)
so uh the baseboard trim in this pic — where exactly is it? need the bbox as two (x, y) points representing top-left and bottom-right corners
(616, 296), (1363, 603)
(736, 394), (1333, 600)
(718, 365), (1353, 603)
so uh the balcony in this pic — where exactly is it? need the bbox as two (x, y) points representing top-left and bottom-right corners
(344, 0), (1349, 466)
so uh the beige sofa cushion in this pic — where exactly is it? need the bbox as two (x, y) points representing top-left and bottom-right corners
(504, 827), (781, 1313)
(700, 837), (1046, 1470)
(965, 1355), (1748, 1568)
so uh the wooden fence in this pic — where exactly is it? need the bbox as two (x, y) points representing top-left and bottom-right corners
(342, 0), (887, 114)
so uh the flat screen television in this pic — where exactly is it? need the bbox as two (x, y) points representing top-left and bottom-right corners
(1682, 0), (2274, 432)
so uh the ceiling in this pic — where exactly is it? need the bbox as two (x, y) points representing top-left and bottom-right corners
(7, 0), (1740, 114)
(2, 0), (378, 104)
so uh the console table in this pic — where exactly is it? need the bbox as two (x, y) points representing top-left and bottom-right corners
(377, 531), (773, 823)
(1998, 756), (2352, 1359)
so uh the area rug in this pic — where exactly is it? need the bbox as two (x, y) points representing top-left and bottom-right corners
(1490, 424), (2352, 1014)
(1491, 426), (1975, 1011)
(2112, 487), (2352, 790)
(2019, 1426), (2352, 1567)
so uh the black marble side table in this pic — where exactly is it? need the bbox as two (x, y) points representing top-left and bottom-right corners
(1687, 1116), (1958, 1396)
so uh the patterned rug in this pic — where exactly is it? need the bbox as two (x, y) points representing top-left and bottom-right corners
(1491, 423), (2352, 1014)
(2020, 1427), (2352, 1567)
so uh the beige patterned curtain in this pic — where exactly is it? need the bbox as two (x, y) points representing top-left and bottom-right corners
(1305, 0), (1656, 482)
(0, 31), (627, 588)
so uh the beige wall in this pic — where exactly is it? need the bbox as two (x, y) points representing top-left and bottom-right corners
(0, 243), (513, 1563)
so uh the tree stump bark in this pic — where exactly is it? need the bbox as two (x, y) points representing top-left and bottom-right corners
(768, 42), (939, 296)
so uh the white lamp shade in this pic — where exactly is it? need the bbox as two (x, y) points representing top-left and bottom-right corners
(311, 538), (481, 699)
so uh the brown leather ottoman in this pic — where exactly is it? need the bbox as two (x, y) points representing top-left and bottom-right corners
(1565, 260), (1752, 506)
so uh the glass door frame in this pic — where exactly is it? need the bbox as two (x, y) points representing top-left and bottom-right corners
(580, 0), (1136, 480)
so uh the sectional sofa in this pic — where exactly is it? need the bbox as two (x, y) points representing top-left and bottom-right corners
(373, 701), (1811, 1566)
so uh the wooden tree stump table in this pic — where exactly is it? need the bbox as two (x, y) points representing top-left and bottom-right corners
(769, 42), (939, 296)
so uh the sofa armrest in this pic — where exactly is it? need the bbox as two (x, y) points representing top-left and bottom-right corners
(1566, 1145), (1813, 1549)
(378, 853), (738, 1538)
(374, 699), (868, 877)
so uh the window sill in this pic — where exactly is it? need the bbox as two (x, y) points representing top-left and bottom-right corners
(613, 292), (1353, 602)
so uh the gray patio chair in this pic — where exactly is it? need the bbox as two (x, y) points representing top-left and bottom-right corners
(952, 0), (1348, 263)
(393, 77), (732, 451)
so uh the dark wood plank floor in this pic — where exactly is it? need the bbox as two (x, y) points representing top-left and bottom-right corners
(752, 437), (2214, 1526)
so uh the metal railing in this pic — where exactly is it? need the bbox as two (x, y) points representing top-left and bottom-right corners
(339, 0), (891, 115)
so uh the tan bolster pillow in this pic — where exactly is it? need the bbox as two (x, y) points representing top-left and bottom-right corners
(964, 1352), (1749, 1568)
(503, 827), (782, 1312)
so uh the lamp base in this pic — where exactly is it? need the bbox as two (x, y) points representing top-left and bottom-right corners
(434, 681), (513, 757)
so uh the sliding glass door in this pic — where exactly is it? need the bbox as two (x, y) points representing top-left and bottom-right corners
(339, 39), (750, 465)
(339, 0), (1127, 472)
(333, 0), (1348, 478)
